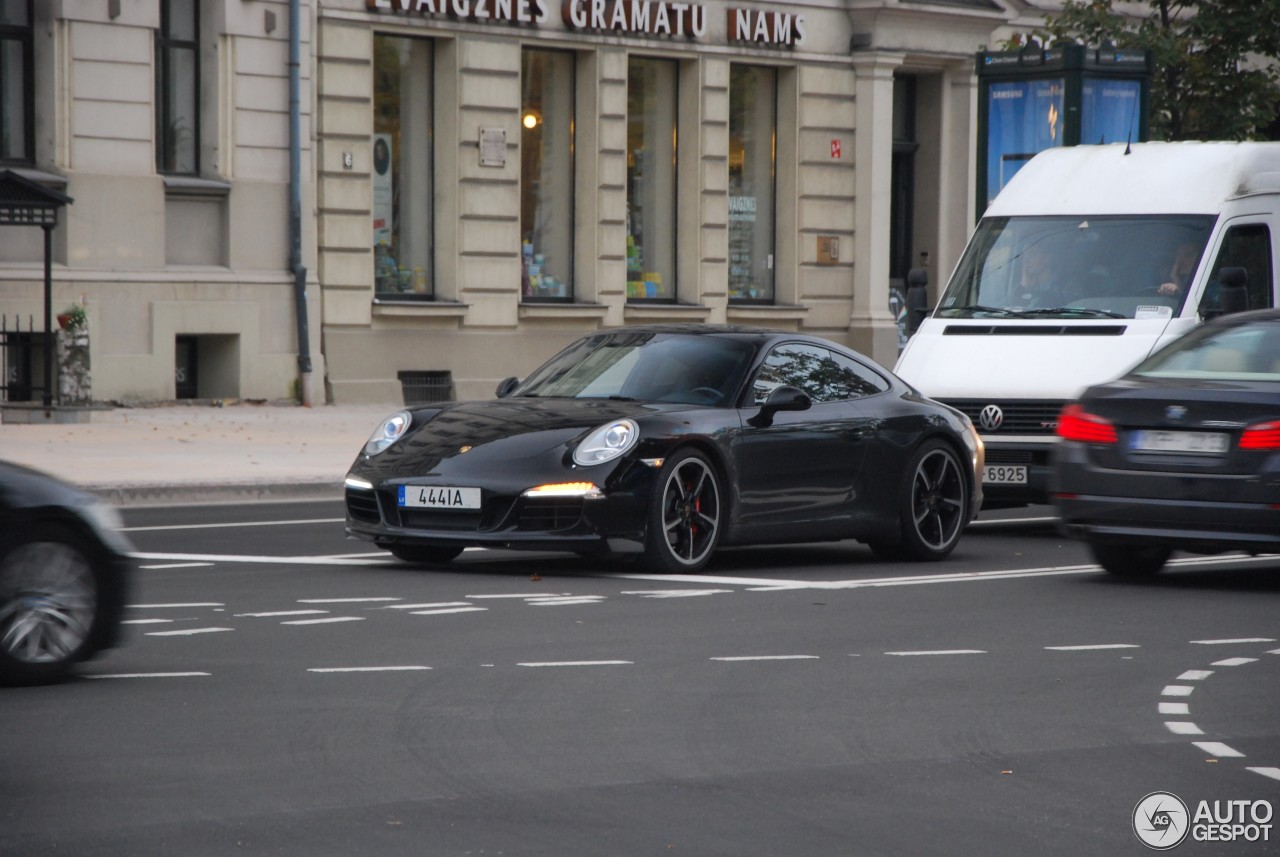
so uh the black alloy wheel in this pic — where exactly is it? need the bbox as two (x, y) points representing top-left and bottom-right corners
(871, 440), (968, 562)
(0, 525), (102, 686)
(643, 449), (723, 573)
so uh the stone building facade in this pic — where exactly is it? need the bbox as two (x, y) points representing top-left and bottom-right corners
(0, 0), (1044, 405)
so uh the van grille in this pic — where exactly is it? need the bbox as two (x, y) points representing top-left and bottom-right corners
(943, 400), (1067, 435)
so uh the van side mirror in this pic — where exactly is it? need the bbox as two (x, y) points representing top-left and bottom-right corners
(748, 385), (811, 428)
(495, 376), (520, 398)
(906, 268), (930, 335)
(1216, 267), (1249, 317)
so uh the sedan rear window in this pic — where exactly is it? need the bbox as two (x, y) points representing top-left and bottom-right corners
(1133, 321), (1280, 381)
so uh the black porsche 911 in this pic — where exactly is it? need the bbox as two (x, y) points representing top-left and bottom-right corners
(345, 325), (984, 573)
(1054, 309), (1280, 576)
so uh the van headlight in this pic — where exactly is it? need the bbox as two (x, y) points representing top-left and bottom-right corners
(573, 419), (639, 466)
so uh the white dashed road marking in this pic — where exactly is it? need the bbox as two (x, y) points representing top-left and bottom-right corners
(1193, 742), (1245, 758)
(308, 666), (431, 673)
(145, 627), (234, 637)
(710, 655), (819, 662)
(1045, 643), (1139, 651)
(517, 661), (633, 667)
(410, 607), (488, 616)
(885, 649), (987, 656)
(87, 672), (211, 679)
(283, 616), (365, 625)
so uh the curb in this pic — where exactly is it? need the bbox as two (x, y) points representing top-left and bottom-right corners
(88, 480), (344, 507)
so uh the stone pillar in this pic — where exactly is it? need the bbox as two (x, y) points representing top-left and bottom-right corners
(937, 60), (979, 299)
(850, 51), (905, 367)
(57, 323), (92, 406)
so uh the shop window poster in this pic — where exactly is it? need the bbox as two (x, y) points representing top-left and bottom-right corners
(985, 79), (1064, 204)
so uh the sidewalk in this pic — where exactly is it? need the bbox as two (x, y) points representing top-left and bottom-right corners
(0, 401), (401, 505)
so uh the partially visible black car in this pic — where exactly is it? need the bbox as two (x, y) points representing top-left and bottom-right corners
(0, 461), (133, 685)
(346, 325), (984, 573)
(1053, 309), (1280, 575)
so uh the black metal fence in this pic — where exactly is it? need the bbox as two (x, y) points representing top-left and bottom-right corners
(0, 315), (47, 403)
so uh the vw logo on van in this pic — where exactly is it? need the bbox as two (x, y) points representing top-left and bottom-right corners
(979, 404), (1005, 432)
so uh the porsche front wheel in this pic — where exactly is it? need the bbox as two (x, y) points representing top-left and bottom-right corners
(642, 450), (722, 574)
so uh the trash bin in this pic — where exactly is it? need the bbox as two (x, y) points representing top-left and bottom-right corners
(398, 370), (454, 405)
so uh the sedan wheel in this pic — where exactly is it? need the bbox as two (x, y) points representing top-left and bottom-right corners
(0, 527), (100, 686)
(872, 441), (967, 562)
(643, 450), (722, 573)
(1089, 542), (1171, 577)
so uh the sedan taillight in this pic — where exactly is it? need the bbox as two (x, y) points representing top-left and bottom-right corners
(1056, 404), (1119, 445)
(1239, 421), (1280, 450)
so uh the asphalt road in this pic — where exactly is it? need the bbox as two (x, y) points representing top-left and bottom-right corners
(3, 501), (1278, 856)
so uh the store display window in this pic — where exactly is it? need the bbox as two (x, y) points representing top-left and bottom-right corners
(626, 57), (677, 302)
(373, 35), (435, 300)
(520, 49), (575, 301)
(729, 64), (777, 303)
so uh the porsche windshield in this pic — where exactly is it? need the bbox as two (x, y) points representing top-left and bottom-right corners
(936, 215), (1215, 320)
(515, 332), (756, 406)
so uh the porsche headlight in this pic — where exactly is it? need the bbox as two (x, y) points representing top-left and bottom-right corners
(573, 419), (639, 466)
(365, 410), (412, 456)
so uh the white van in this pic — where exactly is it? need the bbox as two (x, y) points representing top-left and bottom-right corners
(894, 141), (1280, 506)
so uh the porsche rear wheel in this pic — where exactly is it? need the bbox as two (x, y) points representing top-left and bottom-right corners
(389, 545), (464, 565)
(0, 524), (102, 686)
(642, 450), (722, 574)
(869, 440), (967, 562)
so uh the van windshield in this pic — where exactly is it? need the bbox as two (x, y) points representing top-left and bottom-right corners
(936, 215), (1216, 320)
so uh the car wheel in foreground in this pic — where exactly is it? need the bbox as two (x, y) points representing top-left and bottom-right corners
(643, 449), (722, 574)
(870, 440), (967, 562)
(1089, 542), (1171, 576)
(389, 545), (464, 565)
(0, 525), (102, 686)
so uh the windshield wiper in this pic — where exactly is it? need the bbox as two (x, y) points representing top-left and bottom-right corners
(946, 305), (1034, 319)
(1028, 307), (1126, 319)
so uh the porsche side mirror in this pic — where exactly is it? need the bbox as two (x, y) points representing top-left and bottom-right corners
(749, 385), (811, 428)
(495, 376), (520, 399)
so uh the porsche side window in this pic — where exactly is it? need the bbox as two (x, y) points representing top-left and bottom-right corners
(827, 352), (891, 399)
(751, 344), (882, 404)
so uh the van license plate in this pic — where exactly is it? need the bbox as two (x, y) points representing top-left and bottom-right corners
(984, 465), (1027, 485)
(398, 486), (482, 510)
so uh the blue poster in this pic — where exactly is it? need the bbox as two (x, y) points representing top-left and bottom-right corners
(1082, 78), (1141, 145)
(986, 79), (1065, 205)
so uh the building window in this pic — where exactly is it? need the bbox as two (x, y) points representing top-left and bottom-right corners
(521, 49), (575, 302)
(0, 0), (33, 164)
(626, 57), (677, 302)
(373, 35), (435, 300)
(156, 0), (199, 174)
(729, 65), (777, 303)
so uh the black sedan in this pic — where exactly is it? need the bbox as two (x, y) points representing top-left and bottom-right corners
(1054, 309), (1280, 575)
(0, 461), (133, 685)
(345, 325), (983, 573)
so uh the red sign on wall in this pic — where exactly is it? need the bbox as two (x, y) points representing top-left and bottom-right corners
(830, 139), (842, 159)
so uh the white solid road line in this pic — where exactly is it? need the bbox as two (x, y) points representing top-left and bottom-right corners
(1045, 644), (1140, 651)
(122, 518), (345, 532)
(145, 627), (234, 636)
(517, 660), (633, 667)
(885, 649), (987, 656)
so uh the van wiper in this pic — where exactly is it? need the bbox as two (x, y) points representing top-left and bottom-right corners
(1029, 306), (1126, 319)
(948, 305), (1034, 319)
